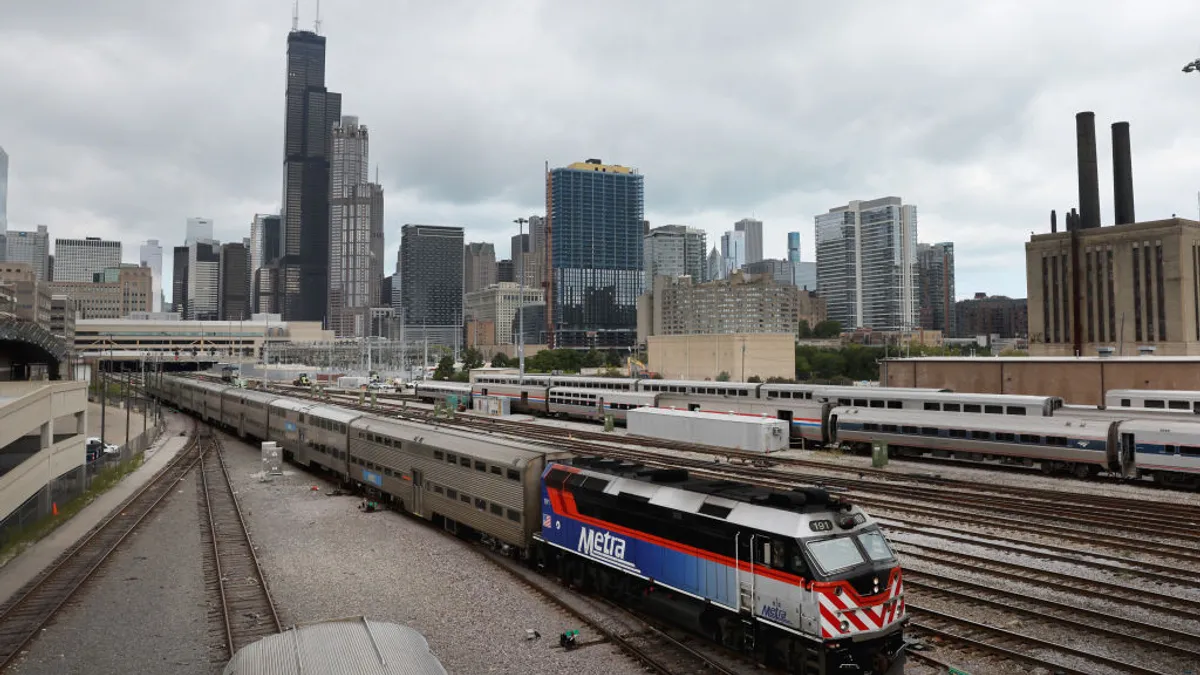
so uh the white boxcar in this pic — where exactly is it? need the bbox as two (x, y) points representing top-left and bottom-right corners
(626, 407), (789, 453)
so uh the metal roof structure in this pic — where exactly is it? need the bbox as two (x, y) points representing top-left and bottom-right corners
(222, 617), (447, 675)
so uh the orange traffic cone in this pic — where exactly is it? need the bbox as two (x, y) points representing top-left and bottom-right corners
(52, 502), (58, 516)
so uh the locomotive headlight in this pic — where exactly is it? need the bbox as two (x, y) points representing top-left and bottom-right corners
(840, 620), (849, 632)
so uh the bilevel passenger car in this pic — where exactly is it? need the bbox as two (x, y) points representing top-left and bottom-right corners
(470, 373), (550, 414)
(831, 407), (1118, 478)
(545, 387), (660, 423)
(537, 458), (906, 674)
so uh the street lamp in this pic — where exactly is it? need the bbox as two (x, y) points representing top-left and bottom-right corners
(514, 217), (529, 380)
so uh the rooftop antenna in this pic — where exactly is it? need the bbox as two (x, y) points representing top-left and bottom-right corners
(314, 0), (321, 33)
(291, 0), (299, 31)
(375, 165), (379, 184)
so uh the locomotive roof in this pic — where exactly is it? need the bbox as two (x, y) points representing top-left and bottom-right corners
(565, 457), (851, 515)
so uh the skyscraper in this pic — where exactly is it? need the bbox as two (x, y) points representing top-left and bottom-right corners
(734, 218), (763, 265)
(511, 233), (533, 286)
(547, 159), (644, 348)
(172, 246), (188, 317)
(280, 26), (341, 322)
(400, 224), (464, 345)
(463, 242), (497, 294)
(139, 239), (163, 312)
(187, 239), (220, 320)
(54, 237), (121, 282)
(917, 241), (956, 336)
(6, 225), (50, 281)
(329, 183), (384, 337)
(706, 247), (724, 283)
(185, 217), (213, 245)
(328, 115), (383, 337)
(219, 242), (250, 321)
(787, 232), (801, 264)
(643, 224), (707, 286)
(720, 230), (746, 277)
(815, 197), (917, 331)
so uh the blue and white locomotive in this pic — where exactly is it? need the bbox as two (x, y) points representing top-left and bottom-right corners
(537, 458), (906, 674)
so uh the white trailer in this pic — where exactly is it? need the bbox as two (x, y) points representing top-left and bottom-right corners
(337, 376), (370, 390)
(626, 407), (789, 453)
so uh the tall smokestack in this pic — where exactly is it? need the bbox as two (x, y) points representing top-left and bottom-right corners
(1050, 209), (1057, 233)
(1076, 112), (1101, 229)
(1112, 121), (1135, 224)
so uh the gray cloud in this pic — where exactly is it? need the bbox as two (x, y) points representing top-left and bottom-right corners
(3, 0), (1200, 299)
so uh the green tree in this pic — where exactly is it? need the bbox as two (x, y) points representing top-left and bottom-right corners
(490, 352), (511, 368)
(433, 355), (456, 380)
(797, 320), (813, 339)
(813, 320), (842, 338)
(462, 347), (485, 371)
(604, 350), (625, 368)
(716, 371), (731, 382)
(747, 375), (762, 383)
(794, 354), (812, 380)
(811, 351), (845, 379)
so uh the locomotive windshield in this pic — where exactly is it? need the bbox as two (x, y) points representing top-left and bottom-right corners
(804, 527), (896, 575)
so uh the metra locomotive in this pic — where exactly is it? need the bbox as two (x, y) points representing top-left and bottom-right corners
(152, 375), (905, 673)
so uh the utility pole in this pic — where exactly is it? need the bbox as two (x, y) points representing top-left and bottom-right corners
(125, 365), (131, 450)
(741, 339), (747, 382)
(514, 217), (529, 380)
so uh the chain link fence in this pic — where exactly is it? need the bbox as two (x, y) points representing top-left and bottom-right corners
(0, 416), (167, 553)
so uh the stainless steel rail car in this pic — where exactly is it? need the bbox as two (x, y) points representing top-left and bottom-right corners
(831, 407), (1118, 477)
(548, 375), (640, 391)
(266, 397), (321, 462)
(348, 416), (571, 549)
(546, 387), (659, 423)
(1106, 389), (1200, 414)
(296, 403), (361, 475)
(413, 381), (473, 406)
(1114, 418), (1200, 488)
(470, 380), (549, 415)
(220, 388), (279, 440)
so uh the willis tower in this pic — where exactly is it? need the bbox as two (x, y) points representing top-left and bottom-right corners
(280, 20), (340, 322)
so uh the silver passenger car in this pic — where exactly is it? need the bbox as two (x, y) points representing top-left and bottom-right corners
(266, 397), (321, 460)
(300, 403), (361, 474)
(348, 416), (571, 549)
(221, 388), (279, 440)
(547, 387), (658, 422)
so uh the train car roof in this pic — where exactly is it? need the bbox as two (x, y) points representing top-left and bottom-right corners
(549, 376), (639, 385)
(303, 403), (365, 424)
(269, 397), (322, 413)
(761, 383), (951, 393)
(352, 415), (571, 466)
(1109, 417), (1200, 434)
(224, 389), (281, 405)
(1062, 404), (1199, 419)
(561, 458), (867, 538)
(832, 407), (1113, 436)
(416, 381), (472, 390)
(188, 378), (230, 392)
(1106, 389), (1200, 398)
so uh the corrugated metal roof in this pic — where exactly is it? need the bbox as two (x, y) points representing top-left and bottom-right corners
(222, 617), (447, 675)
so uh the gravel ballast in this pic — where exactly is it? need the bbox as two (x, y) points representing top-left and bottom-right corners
(218, 430), (642, 675)
(8, 457), (212, 675)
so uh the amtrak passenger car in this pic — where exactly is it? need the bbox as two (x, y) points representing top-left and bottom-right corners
(538, 459), (905, 674)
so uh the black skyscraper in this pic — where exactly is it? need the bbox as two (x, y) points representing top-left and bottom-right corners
(262, 214), (282, 265)
(172, 246), (189, 318)
(280, 29), (341, 322)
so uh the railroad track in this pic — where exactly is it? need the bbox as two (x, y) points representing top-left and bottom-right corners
(904, 570), (1200, 666)
(197, 430), (280, 659)
(0, 425), (202, 670)
(907, 604), (1169, 675)
(478, 549), (748, 675)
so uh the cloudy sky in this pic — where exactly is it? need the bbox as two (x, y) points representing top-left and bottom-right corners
(4, 1), (1200, 300)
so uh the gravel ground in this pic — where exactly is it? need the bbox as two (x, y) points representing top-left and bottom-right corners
(8, 454), (212, 675)
(217, 430), (642, 675)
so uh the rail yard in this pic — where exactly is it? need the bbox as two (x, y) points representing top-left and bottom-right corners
(1, 370), (1197, 674)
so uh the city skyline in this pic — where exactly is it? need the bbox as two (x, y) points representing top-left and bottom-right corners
(3, 3), (1200, 301)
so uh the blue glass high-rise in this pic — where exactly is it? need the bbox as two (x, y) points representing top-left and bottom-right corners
(547, 159), (644, 349)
